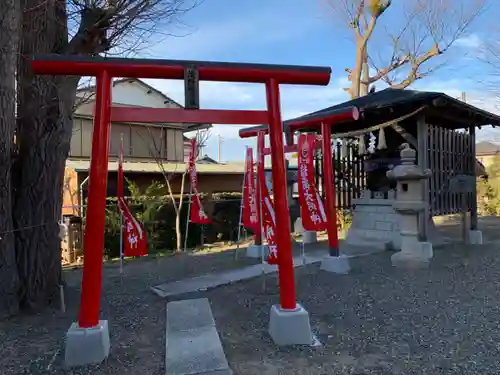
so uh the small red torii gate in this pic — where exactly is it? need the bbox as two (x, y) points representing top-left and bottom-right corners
(29, 54), (334, 364)
(239, 106), (359, 257)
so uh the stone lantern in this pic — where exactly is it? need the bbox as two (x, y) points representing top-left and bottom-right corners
(386, 143), (433, 268)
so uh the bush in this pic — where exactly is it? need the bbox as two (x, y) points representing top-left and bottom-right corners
(102, 197), (203, 258)
(477, 156), (500, 216)
(98, 180), (244, 258)
(95, 181), (356, 258)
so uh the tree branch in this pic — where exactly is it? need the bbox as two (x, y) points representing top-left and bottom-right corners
(389, 43), (441, 89)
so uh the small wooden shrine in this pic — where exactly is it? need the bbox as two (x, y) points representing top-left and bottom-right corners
(243, 88), (500, 248)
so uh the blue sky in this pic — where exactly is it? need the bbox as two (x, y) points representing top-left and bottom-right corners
(140, 0), (500, 161)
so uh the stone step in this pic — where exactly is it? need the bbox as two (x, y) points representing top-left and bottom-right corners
(166, 298), (232, 375)
(152, 249), (328, 299)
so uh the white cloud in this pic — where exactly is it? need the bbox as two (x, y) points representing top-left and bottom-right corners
(149, 5), (323, 60)
(455, 34), (483, 50)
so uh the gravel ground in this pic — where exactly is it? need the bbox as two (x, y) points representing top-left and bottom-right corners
(0, 248), (258, 375)
(209, 218), (500, 375)
(1, 217), (499, 375)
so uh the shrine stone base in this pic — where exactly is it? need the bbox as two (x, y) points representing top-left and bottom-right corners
(65, 320), (110, 367)
(391, 241), (434, 269)
(340, 191), (444, 256)
(268, 304), (313, 346)
(302, 231), (317, 244)
(320, 254), (351, 274)
(246, 244), (268, 259)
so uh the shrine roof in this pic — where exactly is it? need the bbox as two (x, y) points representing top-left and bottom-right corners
(240, 88), (500, 137)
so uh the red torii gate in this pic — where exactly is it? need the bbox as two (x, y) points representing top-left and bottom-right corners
(29, 54), (332, 365)
(239, 107), (359, 258)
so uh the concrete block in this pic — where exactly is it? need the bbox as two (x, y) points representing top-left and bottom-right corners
(360, 216), (375, 230)
(468, 230), (483, 245)
(351, 216), (361, 227)
(246, 244), (267, 259)
(320, 255), (350, 274)
(391, 242), (433, 269)
(268, 304), (313, 346)
(64, 320), (110, 367)
(364, 229), (384, 240)
(302, 231), (317, 244)
(355, 205), (366, 213)
(375, 221), (393, 231)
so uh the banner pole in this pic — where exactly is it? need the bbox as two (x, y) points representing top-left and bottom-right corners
(257, 137), (267, 292)
(183, 183), (193, 252)
(235, 146), (248, 261)
(119, 212), (124, 274)
(119, 132), (124, 274)
(301, 235), (306, 267)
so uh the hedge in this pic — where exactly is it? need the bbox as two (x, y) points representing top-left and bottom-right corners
(99, 193), (246, 258)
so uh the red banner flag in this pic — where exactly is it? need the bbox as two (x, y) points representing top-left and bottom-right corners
(187, 138), (211, 224)
(298, 134), (327, 231)
(117, 136), (148, 257)
(257, 132), (278, 264)
(242, 148), (259, 231)
(118, 198), (148, 257)
(190, 194), (211, 224)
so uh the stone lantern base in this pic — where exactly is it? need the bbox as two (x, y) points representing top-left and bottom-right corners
(391, 241), (433, 268)
(468, 230), (483, 245)
(339, 190), (444, 256)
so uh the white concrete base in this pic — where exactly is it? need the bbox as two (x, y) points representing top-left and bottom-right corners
(268, 304), (312, 346)
(302, 231), (317, 244)
(391, 241), (433, 269)
(246, 244), (268, 259)
(341, 190), (446, 257)
(320, 254), (351, 274)
(65, 320), (110, 367)
(468, 230), (483, 245)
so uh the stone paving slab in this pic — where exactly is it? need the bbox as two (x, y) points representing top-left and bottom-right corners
(166, 298), (232, 375)
(167, 298), (215, 332)
(152, 249), (329, 298)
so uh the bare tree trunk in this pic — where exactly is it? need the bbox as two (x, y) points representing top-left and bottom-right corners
(360, 49), (370, 96)
(176, 172), (187, 253)
(0, 0), (20, 318)
(14, 0), (78, 309)
(350, 38), (364, 98)
(175, 214), (182, 252)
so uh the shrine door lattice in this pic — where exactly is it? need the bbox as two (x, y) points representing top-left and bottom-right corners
(427, 125), (475, 216)
(315, 138), (366, 210)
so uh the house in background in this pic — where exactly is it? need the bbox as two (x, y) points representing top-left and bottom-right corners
(476, 141), (500, 168)
(62, 78), (244, 217)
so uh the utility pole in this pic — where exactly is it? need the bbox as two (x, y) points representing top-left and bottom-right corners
(461, 91), (466, 103)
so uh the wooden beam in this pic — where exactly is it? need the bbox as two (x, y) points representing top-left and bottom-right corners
(391, 123), (417, 147)
(417, 115), (429, 241)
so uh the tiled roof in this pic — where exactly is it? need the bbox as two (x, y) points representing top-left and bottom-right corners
(66, 159), (244, 174)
